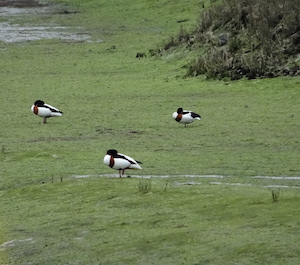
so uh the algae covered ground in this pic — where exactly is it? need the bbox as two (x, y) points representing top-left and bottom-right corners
(0, 0), (299, 264)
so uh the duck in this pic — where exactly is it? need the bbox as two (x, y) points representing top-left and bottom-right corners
(103, 149), (142, 178)
(172, 107), (201, 127)
(31, 100), (63, 124)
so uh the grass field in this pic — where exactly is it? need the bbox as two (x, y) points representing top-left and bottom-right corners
(0, 0), (300, 264)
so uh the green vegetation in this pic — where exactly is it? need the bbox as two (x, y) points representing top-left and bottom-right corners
(0, 0), (299, 264)
(159, 0), (300, 80)
(1, 179), (300, 265)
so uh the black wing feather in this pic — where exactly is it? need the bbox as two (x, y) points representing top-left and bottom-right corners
(191, 112), (201, 118)
(44, 105), (63, 114)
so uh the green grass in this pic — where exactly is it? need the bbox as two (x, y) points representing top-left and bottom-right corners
(1, 178), (300, 265)
(0, 0), (300, 264)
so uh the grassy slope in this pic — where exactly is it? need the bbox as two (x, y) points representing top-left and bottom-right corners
(0, 0), (299, 264)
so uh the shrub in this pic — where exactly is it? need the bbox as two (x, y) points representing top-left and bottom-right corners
(158, 0), (300, 80)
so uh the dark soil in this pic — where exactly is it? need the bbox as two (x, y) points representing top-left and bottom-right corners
(0, 0), (47, 8)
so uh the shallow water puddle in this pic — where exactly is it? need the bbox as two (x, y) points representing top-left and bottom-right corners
(0, 3), (101, 43)
(0, 238), (34, 251)
(209, 181), (252, 187)
(72, 174), (300, 189)
(0, 6), (48, 16)
(0, 22), (92, 43)
(72, 174), (225, 179)
(253, 176), (300, 180)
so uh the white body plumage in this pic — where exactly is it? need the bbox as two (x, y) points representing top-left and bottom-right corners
(172, 107), (201, 127)
(31, 100), (63, 123)
(103, 149), (142, 177)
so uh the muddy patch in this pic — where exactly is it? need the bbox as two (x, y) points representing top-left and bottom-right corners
(0, 0), (100, 43)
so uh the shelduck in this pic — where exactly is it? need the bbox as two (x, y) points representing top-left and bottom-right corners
(103, 149), (142, 178)
(172, 107), (201, 127)
(31, 100), (63, 124)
